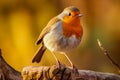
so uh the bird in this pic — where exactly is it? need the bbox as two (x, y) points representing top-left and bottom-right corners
(32, 6), (83, 69)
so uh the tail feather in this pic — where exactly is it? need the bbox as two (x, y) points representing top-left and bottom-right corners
(32, 45), (46, 63)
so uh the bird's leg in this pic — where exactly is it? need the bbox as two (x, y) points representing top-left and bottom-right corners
(62, 53), (74, 67)
(62, 53), (79, 72)
(51, 52), (60, 68)
(63, 53), (79, 79)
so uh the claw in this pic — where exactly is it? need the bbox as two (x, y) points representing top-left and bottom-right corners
(71, 65), (80, 80)
(56, 60), (61, 68)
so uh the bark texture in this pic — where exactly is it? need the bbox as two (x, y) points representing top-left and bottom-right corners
(0, 49), (22, 80)
(22, 65), (120, 80)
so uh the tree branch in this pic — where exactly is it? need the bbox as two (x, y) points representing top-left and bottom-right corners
(0, 49), (120, 80)
(0, 49), (22, 80)
(22, 64), (120, 80)
(97, 39), (120, 73)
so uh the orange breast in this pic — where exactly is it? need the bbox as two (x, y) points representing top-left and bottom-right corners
(62, 18), (83, 39)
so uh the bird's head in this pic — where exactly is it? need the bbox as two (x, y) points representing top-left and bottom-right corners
(58, 6), (83, 23)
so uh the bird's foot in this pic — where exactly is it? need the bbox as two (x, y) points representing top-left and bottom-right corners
(56, 60), (61, 69)
(72, 64), (79, 73)
(71, 64), (79, 80)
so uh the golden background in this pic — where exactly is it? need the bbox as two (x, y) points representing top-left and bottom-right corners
(0, 0), (120, 73)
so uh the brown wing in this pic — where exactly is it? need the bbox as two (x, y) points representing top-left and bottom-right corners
(36, 16), (61, 45)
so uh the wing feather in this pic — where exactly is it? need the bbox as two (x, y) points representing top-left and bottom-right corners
(36, 16), (61, 45)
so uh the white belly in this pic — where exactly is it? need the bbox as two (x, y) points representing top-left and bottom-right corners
(43, 22), (81, 53)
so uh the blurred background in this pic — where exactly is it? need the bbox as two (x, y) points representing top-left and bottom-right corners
(0, 0), (120, 73)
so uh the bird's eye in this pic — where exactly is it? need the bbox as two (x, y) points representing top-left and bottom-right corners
(68, 13), (71, 16)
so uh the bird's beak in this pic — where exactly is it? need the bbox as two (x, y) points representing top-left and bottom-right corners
(78, 14), (83, 17)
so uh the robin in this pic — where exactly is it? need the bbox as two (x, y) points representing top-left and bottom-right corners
(32, 6), (83, 69)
